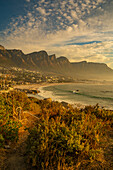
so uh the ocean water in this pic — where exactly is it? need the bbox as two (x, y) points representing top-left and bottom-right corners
(38, 83), (113, 109)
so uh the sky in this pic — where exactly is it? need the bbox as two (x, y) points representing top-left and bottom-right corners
(0, 0), (113, 68)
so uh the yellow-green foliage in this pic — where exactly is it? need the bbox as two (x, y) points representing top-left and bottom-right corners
(0, 91), (31, 147)
(1, 91), (113, 168)
(0, 94), (19, 147)
(30, 102), (41, 114)
(4, 91), (31, 111)
(26, 101), (113, 169)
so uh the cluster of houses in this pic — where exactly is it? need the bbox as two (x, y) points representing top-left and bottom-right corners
(0, 67), (74, 94)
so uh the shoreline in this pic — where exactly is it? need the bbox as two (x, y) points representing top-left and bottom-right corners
(13, 82), (74, 90)
(13, 80), (113, 91)
(13, 82), (85, 108)
(13, 78), (113, 91)
(13, 82), (113, 110)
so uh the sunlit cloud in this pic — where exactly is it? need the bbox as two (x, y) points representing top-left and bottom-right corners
(26, 0), (30, 2)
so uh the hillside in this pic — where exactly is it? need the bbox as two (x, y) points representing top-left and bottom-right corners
(0, 91), (113, 169)
(0, 45), (113, 80)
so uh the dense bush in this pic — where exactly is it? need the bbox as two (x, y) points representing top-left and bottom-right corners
(26, 101), (113, 169)
(4, 91), (31, 112)
(0, 91), (113, 168)
(0, 95), (19, 147)
(0, 91), (31, 147)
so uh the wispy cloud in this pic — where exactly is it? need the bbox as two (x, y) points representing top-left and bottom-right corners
(26, 0), (30, 2)
(36, 7), (47, 15)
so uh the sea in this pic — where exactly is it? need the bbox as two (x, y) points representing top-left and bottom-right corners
(29, 83), (113, 110)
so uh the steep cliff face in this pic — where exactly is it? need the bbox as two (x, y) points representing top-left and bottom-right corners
(25, 52), (70, 74)
(0, 45), (113, 80)
(71, 61), (113, 79)
(7, 50), (26, 67)
(25, 51), (59, 72)
(49, 54), (56, 61)
(25, 51), (49, 70)
(57, 56), (70, 64)
(71, 61), (110, 72)
(0, 47), (15, 67)
(0, 45), (5, 50)
(56, 56), (72, 75)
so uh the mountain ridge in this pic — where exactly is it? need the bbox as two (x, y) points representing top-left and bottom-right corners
(0, 45), (113, 80)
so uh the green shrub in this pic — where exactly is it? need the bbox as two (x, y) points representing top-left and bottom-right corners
(0, 92), (25, 147)
(26, 102), (110, 169)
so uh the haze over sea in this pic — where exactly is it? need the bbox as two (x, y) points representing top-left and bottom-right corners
(37, 83), (113, 110)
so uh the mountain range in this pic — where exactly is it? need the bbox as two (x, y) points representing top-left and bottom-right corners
(0, 45), (113, 80)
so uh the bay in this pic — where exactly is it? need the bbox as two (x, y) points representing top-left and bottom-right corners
(38, 83), (113, 109)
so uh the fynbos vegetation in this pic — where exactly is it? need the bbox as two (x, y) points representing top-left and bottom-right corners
(0, 91), (31, 147)
(0, 91), (113, 169)
(26, 100), (113, 169)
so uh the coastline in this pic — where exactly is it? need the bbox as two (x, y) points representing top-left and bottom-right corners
(13, 82), (74, 90)
(13, 81), (113, 110)
(13, 82), (85, 108)
(14, 82), (88, 109)
(13, 80), (113, 91)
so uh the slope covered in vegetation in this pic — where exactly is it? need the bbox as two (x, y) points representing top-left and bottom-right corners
(0, 91), (113, 169)
(26, 99), (113, 169)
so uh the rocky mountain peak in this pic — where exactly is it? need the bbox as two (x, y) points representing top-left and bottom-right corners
(57, 56), (70, 64)
(58, 56), (69, 61)
(49, 54), (56, 61)
(0, 45), (5, 50)
(0, 45), (113, 80)
(38, 50), (48, 56)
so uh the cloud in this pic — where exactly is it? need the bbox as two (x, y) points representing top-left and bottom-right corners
(61, 1), (67, 9)
(84, 0), (90, 4)
(36, 7), (46, 15)
(26, 0), (30, 2)
(96, 0), (105, 4)
(71, 10), (78, 20)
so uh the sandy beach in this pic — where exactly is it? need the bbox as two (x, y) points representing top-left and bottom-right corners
(13, 81), (113, 110)
(13, 82), (85, 109)
(13, 80), (113, 91)
(13, 82), (73, 91)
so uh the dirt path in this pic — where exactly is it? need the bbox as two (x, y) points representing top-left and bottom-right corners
(1, 112), (38, 170)
(2, 131), (113, 170)
(2, 133), (28, 170)
(1, 113), (113, 170)
(3, 144), (27, 170)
